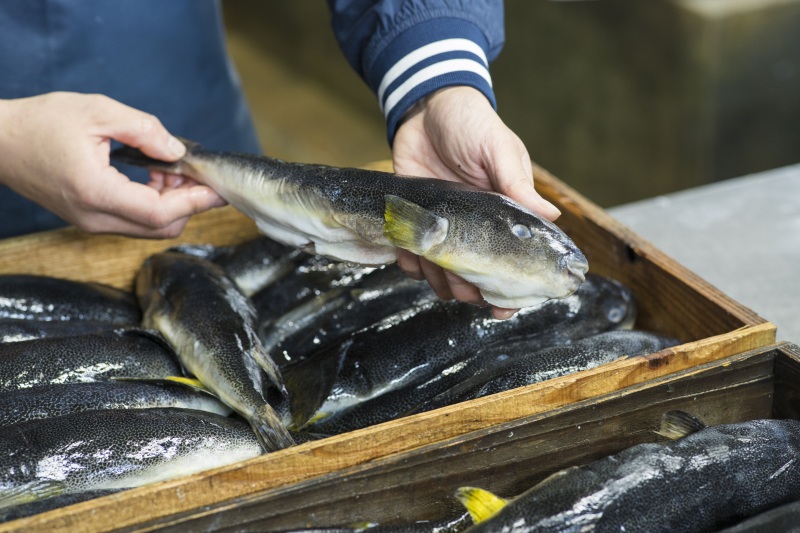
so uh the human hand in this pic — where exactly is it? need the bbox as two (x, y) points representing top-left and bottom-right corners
(392, 86), (561, 319)
(0, 92), (226, 238)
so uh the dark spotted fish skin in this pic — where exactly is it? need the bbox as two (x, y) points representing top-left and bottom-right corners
(0, 380), (231, 427)
(252, 255), (374, 333)
(0, 275), (140, 324)
(136, 251), (294, 451)
(313, 330), (673, 436)
(717, 499), (800, 532)
(417, 330), (680, 412)
(0, 328), (182, 393)
(263, 264), (437, 367)
(283, 275), (635, 431)
(0, 408), (262, 509)
(0, 319), (118, 343)
(170, 237), (302, 297)
(463, 419), (800, 533)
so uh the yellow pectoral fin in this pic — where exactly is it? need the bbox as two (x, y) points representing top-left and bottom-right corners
(163, 376), (212, 392)
(383, 195), (448, 255)
(455, 486), (509, 524)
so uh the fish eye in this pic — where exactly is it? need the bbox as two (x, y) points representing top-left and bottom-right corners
(606, 304), (626, 324)
(511, 223), (532, 239)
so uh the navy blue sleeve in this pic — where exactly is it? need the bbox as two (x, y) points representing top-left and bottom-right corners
(327, 0), (504, 145)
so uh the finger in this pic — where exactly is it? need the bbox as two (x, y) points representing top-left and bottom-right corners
(101, 176), (226, 230)
(92, 96), (185, 161)
(491, 306), (519, 320)
(419, 258), (454, 301)
(396, 249), (425, 280)
(443, 271), (485, 306)
(488, 142), (561, 221)
(164, 173), (185, 190)
(73, 209), (192, 239)
(147, 171), (167, 192)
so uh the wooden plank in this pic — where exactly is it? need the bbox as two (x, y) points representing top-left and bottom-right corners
(133, 345), (780, 532)
(0, 207), (258, 291)
(772, 342), (800, 419)
(0, 162), (776, 533)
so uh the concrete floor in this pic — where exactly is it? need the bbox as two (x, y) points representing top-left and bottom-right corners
(610, 164), (800, 343)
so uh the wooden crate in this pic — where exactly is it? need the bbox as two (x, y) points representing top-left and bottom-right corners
(0, 163), (776, 533)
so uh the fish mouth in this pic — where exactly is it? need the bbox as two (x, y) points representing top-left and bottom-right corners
(566, 257), (589, 284)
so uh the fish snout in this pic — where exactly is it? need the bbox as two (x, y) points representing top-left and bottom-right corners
(564, 252), (589, 284)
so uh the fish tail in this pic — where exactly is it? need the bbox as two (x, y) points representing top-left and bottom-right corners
(454, 486), (508, 524)
(0, 481), (65, 510)
(655, 410), (706, 440)
(110, 137), (199, 174)
(251, 404), (295, 452)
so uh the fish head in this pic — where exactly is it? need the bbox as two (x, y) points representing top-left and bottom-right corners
(597, 277), (637, 329)
(383, 192), (588, 308)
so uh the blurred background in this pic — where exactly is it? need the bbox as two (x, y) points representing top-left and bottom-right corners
(222, 0), (800, 208)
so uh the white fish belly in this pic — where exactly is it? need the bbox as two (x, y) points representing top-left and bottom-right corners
(197, 159), (396, 265)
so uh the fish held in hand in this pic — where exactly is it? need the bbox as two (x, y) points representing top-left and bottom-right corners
(418, 329), (680, 411)
(112, 140), (588, 308)
(136, 251), (294, 451)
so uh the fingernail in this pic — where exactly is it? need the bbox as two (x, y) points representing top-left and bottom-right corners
(492, 308), (518, 320)
(539, 199), (561, 220)
(167, 136), (186, 159)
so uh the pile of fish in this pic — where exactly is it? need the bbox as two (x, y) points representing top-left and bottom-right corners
(0, 140), (677, 521)
(0, 233), (672, 522)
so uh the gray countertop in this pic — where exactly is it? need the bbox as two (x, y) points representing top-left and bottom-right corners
(608, 164), (800, 342)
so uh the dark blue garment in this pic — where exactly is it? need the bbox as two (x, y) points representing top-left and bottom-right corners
(328, 0), (504, 144)
(0, 0), (260, 238)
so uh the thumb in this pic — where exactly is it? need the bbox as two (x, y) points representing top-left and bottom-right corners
(488, 144), (561, 222)
(93, 97), (186, 161)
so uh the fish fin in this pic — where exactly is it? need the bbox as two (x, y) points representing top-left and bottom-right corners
(111, 145), (184, 174)
(383, 195), (448, 255)
(454, 487), (508, 524)
(655, 410), (706, 440)
(110, 375), (216, 395)
(251, 404), (295, 452)
(283, 339), (351, 430)
(251, 343), (288, 398)
(0, 481), (66, 510)
(111, 137), (199, 168)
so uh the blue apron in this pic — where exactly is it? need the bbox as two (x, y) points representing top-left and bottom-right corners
(0, 0), (260, 238)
